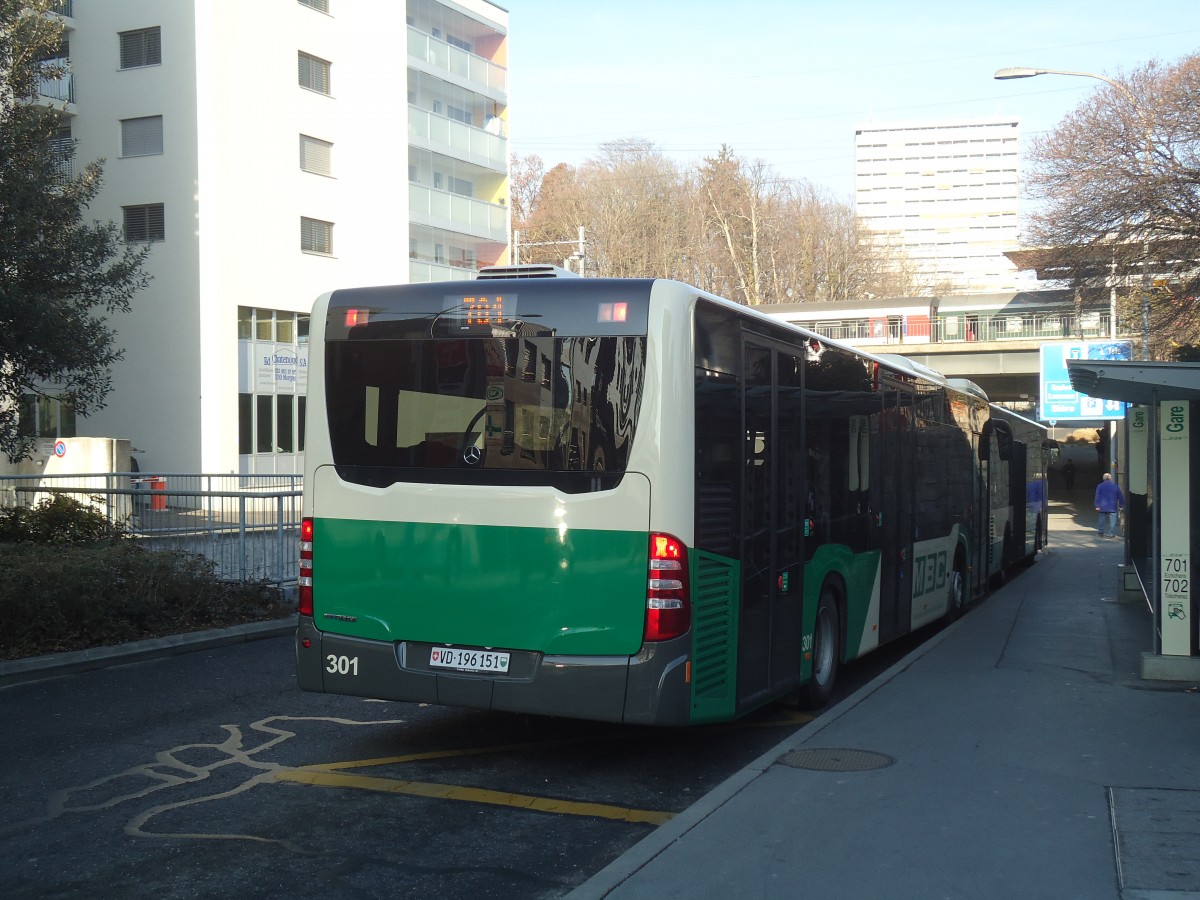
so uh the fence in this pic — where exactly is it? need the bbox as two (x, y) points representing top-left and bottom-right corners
(0, 473), (301, 588)
(801, 312), (1114, 346)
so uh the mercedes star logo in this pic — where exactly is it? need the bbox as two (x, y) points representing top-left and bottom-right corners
(463, 445), (482, 465)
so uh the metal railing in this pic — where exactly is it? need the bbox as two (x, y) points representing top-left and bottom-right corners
(0, 473), (301, 587)
(798, 312), (1114, 346)
(37, 72), (74, 103)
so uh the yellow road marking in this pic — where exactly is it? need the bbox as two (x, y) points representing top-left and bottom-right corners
(275, 768), (674, 825)
(305, 739), (577, 772)
(298, 711), (811, 775)
(273, 709), (808, 824)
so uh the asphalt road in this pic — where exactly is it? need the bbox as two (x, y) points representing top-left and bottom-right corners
(0, 629), (928, 898)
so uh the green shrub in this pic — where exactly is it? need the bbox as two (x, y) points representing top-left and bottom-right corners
(0, 494), (126, 544)
(0, 541), (290, 659)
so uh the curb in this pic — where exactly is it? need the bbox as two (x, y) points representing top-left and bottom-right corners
(0, 615), (297, 687)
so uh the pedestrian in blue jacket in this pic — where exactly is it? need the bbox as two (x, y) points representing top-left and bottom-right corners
(1094, 472), (1124, 537)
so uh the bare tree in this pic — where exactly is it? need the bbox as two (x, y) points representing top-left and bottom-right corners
(576, 139), (691, 278)
(697, 146), (785, 305)
(512, 161), (587, 267)
(1024, 54), (1200, 358)
(508, 152), (545, 229)
(509, 143), (925, 307)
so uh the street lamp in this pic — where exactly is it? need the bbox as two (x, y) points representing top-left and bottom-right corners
(995, 66), (1153, 358)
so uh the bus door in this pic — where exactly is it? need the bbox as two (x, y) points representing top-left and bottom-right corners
(972, 431), (990, 597)
(978, 419), (1014, 579)
(1009, 440), (1028, 563)
(876, 380), (915, 643)
(737, 338), (805, 711)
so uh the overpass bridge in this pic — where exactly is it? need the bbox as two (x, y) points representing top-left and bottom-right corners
(763, 292), (1128, 409)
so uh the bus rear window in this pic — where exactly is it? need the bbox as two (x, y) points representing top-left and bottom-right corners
(325, 335), (646, 490)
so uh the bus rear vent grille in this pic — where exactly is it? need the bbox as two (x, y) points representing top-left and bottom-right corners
(692, 553), (737, 700)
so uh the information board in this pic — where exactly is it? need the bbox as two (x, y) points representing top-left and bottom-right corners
(1039, 341), (1133, 422)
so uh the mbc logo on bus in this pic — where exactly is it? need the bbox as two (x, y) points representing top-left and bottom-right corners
(913, 550), (949, 599)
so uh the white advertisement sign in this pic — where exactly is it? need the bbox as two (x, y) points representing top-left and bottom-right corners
(255, 345), (309, 393)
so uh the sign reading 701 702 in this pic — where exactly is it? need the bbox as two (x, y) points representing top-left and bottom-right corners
(1039, 341), (1133, 422)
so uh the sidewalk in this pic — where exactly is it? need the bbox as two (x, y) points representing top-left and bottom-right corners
(571, 503), (1200, 900)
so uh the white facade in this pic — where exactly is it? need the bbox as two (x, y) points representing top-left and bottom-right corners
(49, 0), (509, 474)
(854, 118), (1020, 294)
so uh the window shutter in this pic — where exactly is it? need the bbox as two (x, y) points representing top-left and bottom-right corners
(298, 52), (330, 94)
(119, 27), (161, 69)
(301, 217), (332, 254)
(121, 116), (163, 156)
(123, 204), (165, 242)
(299, 134), (332, 175)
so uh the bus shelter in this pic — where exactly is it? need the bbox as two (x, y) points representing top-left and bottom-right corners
(1067, 360), (1200, 680)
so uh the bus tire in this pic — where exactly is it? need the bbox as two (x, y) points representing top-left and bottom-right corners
(798, 586), (840, 710)
(1023, 514), (1043, 567)
(946, 551), (966, 621)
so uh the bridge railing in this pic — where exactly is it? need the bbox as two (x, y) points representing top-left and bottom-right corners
(802, 312), (1114, 346)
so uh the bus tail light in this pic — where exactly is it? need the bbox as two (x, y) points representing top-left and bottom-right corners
(645, 532), (690, 642)
(299, 517), (313, 617)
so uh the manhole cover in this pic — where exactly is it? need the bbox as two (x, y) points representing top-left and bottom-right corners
(777, 748), (895, 772)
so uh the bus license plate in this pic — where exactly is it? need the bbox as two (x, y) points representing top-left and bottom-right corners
(429, 647), (510, 674)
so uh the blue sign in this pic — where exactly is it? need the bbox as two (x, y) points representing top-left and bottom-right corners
(1039, 341), (1133, 422)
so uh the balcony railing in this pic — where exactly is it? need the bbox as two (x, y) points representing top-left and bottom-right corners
(407, 27), (506, 97)
(410, 258), (478, 284)
(797, 312), (1115, 347)
(409, 184), (508, 242)
(38, 71), (73, 103)
(409, 105), (506, 170)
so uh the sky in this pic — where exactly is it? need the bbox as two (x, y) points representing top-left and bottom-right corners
(504, 0), (1200, 201)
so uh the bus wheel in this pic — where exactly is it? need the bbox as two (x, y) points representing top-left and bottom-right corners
(798, 587), (840, 710)
(946, 554), (966, 621)
(1023, 515), (1043, 567)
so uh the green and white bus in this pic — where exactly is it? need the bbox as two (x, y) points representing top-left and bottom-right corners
(297, 268), (1046, 725)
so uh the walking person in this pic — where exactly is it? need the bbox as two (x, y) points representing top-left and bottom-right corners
(1094, 472), (1124, 537)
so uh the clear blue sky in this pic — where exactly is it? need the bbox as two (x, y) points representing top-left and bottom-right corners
(505, 0), (1200, 200)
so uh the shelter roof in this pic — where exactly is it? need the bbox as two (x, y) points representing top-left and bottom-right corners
(1067, 360), (1200, 404)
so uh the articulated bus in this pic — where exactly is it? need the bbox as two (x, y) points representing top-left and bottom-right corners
(297, 268), (1048, 725)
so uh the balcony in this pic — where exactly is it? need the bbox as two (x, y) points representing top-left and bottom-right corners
(38, 71), (73, 104)
(408, 105), (506, 172)
(409, 184), (508, 243)
(407, 27), (506, 98)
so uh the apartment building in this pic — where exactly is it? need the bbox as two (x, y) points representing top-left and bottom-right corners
(854, 118), (1021, 294)
(36, 0), (509, 475)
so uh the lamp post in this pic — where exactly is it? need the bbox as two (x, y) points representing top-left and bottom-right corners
(994, 66), (1153, 358)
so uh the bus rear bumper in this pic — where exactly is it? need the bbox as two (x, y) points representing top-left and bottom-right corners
(296, 617), (691, 725)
